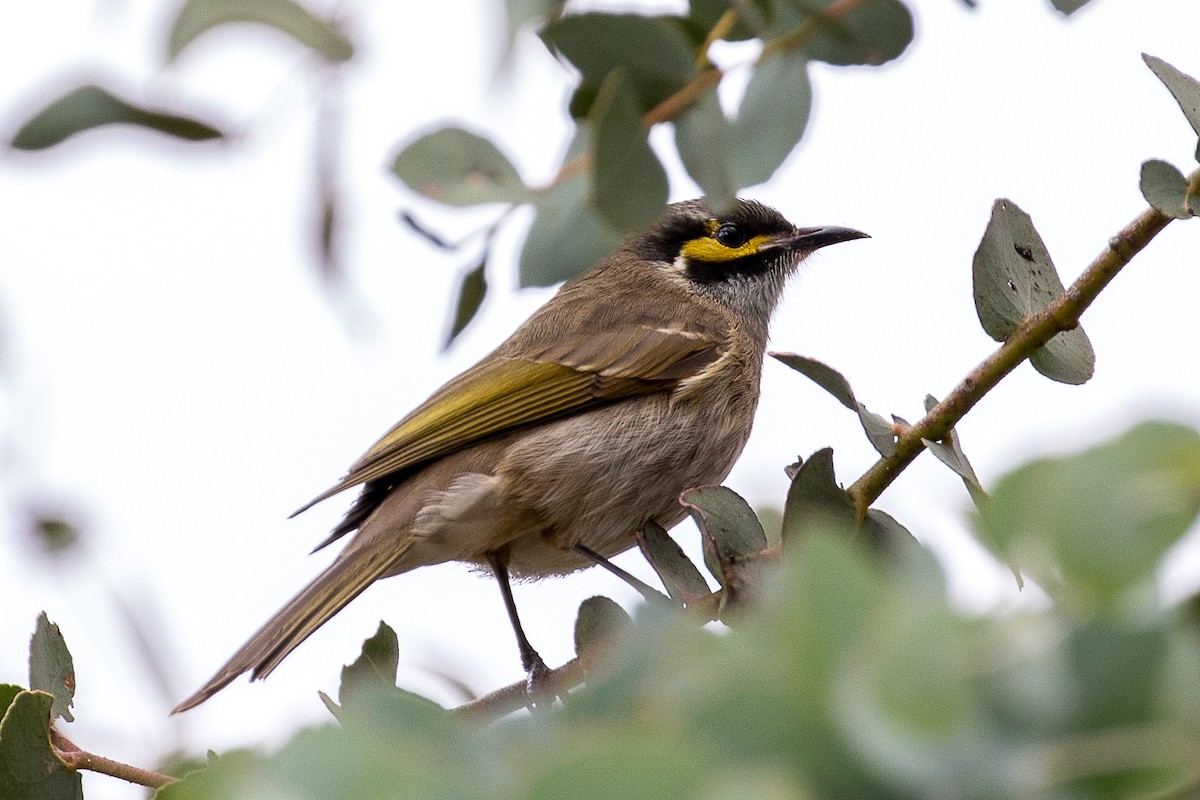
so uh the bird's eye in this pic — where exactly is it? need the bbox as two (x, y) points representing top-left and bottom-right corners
(714, 223), (747, 248)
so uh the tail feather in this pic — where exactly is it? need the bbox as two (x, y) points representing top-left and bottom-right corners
(171, 543), (406, 714)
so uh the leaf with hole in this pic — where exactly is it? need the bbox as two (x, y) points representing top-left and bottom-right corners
(10, 84), (222, 151)
(393, 127), (530, 207)
(168, 0), (353, 62)
(972, 199), (1094, 385)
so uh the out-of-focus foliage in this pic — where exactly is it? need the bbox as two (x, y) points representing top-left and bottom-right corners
(155, 421), (1200, 800)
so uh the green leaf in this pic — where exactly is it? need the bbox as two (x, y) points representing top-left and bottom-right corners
(0, 687), (21, 719)
(780, 448), (856, 543)
(10, 84), (222, 151)
(503, 0), (564, 49)
(1049, 0), (1094, 14)
(393, 127), (530, 207)
(861, 508), (920, 556)
(338, 622), (400, 710)
(0, 691), (82, 800)
(637, 521), (711, 606)
(673, 90), (736, 214)
(168, 0), (353, 62)
(444, 260), (488, 349)
(30, 514), (81, 556)
(28, 614), (74, 723)
(791, 0), (914, 68)
(588, 70), (669, 231)
(680, 486), (770, 606)
(730, 48), (811, 187)
(972, 198), (1095, 385)
(770, 353), (896, 456)
(520, 133), (623, 286)
(1140, 159), (1194, 219)
(1142, 54), (1200, 139)
(573, 596), (632, 673)
(540, 13), (696, 116)
(977, 421), (1200, 611)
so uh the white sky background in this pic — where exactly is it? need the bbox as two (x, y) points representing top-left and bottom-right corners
(2, 0), (1199, 797)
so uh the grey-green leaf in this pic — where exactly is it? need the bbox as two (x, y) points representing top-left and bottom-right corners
(445, 260), (488, 349)
(637, 521), (711, 606)
(972, 199), (1094, 385)
(771, 353), (896, 456)
(797, 0), (914, 68)
(168, 0), (354, 62)
(1049, 0), (1094, 14)
(338, 622), (400, 710)
(674, 90), (736, 214)
(10, 84), (223, 151)
(781, 448), (856, 543)
(730, 49), (811, 187)
(0, 691), (82, 800)
(1140, 159), (1194, 219)
(680, 486), (769, 598)
(588, 70), (669, 231)
(393, 127), (530, 207)
(28, 614), (74, 723)
(520, 131), (624, 286)
(573, 596), (631, 670)
(1142, 54), (1200, 138)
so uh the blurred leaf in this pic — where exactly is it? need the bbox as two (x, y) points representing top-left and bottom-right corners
(338, 622), (399, 711)
(445, 260), (488, 348)
(636, 521), (711, 606)
(574, 596), (631, 674)
(0, 690), (81, 800)
(686, 0), (772, 42)
(1140, 159), (1194, 219)
(10, 84), (222, 150)
(0, 686), (21, 718)
(504, 0), (564, 48)
(730, 48), (811, 187)
(588, 70), (669, 230)
(168, 0), (353, 62)
(680, 486), (770, 603)
(977, 421), (1200, 611)
(520, 132), (623, 286)
(1049, 0), (1093, 14)
(541, 13), (695, 117)
(28, 614), (74, 723)
(781, 448), (856, 543)
(29, 514), (81, 556)
(771, 353), (896, 456)
(393, 127), (530, 207)
(674, 90), (736, 213)
(787, 0), (914, 67)
(1143, 54), (1200, 138)
(972, 198), (1095, 385)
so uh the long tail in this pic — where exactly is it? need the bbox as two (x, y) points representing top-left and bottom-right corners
(171, 542), (407, 714)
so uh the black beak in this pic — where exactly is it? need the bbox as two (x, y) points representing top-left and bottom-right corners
(771, 226), (870, 253)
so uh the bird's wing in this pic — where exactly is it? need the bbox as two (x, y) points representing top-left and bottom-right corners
(293, 322), (725, 514)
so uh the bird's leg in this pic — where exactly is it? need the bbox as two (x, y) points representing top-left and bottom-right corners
(574, 544), (668, 603)
(486, 551), (551, 698)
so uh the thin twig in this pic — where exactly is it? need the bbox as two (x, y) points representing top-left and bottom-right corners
(452, 658), (586, 724)
(51, 729), (177, 790)
(846, 193), (1186, 519)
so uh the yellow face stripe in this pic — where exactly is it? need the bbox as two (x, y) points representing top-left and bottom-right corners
(679, 232), (773, 263)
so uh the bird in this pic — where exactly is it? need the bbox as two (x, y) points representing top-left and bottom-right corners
(171, 198), (867, 713)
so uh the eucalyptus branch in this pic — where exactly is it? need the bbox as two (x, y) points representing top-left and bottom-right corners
(846, 189), (1188, 519)
(451, 658), (585, 724)
(51, 729), (178, 790)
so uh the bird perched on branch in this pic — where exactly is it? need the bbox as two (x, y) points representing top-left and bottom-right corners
(172, 198), (866, 713)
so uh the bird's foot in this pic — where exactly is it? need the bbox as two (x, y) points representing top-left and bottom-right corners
(523, 653), (555, 709)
